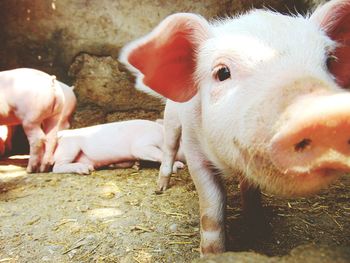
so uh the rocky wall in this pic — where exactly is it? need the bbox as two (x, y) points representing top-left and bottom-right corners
(0, 0), (325, 127)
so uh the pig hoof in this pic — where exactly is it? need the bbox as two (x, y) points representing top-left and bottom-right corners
(158, 175), (170, 191)
(39, 163), (51, 173)
(200, 242), (225, 256)
(27, 162), (40, 173)
(26, 166), (34, 173)
(132, 161), (140, 170)
(200, 246), (224, 257)
(172, 161), (185, 173)
(77, 169), (90, 175)
(75, 164), (94, 175)
(88, 165), (95, 173)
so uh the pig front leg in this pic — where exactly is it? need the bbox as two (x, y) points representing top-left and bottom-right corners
(112, 161), (137, 169)
(133, 143), (183, 187)
(158, 105), (182, 191)
(172, 161), (185, 173)
(22, 122), (46, 173)
(184, 142), (226, 255)
(53, 162), (94, 174)
(0, 125), (9, 156)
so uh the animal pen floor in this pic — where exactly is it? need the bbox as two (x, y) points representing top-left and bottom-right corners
(0, 156), (349, 262)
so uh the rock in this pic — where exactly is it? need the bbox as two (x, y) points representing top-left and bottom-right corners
(169, 223), (178, 232)
(69, 53), (163, 112)
(71, 104), (106, 128)
(68, 53), (164, 128)
(194, 244), (350, 263)
(106, 110), (162, 123)
(71, 96), (162, 128)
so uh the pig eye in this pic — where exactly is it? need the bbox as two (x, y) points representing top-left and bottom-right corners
(216, 66), (231, 81)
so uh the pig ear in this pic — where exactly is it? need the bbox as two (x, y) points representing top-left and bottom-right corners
(310, 0), (350, 88)
(119, 13), (210, 102)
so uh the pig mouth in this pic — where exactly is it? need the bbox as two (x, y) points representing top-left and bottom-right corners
(260, 160), (346, 197)
(278, 153), (350, 177)
(295, 163), (350, 178)
(239, 148), (346, 197)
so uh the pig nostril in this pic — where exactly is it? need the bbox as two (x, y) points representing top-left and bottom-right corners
(294, 138), (312, 152)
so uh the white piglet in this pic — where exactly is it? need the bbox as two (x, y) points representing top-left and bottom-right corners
(0, 68), (76, 172)
(0, 80), (76, 157)
(52, 120), (185, 174)
(120, 0), (350, 256)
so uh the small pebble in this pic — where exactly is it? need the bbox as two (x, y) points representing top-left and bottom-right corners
(68, 249), (77, 259)
(77, 204), (89, 212)
(169, 223), (178, 232)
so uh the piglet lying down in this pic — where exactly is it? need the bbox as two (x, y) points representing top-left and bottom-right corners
(52, 120), (185, 174)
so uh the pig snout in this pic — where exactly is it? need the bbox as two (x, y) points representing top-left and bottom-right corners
(269, 93), (350, 183)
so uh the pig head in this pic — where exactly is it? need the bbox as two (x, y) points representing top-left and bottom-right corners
(120, 0), (350, 255)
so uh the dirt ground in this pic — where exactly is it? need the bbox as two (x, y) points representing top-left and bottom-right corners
(0, 156), (349, 262)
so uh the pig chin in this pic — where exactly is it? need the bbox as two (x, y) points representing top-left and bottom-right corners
(267, 164), (343, 197)
(238, 146), (344, 197)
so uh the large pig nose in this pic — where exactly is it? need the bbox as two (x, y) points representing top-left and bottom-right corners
(269, 93), (350, 174)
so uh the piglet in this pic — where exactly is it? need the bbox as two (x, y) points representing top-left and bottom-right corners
(120, 0), (350, 255)
(0, 68), (76, 172)
(52, 120), (185, 174)
(0, 81), (76, 157)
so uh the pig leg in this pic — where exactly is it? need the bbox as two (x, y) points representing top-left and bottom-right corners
(53, 162), (94, 174)
(132, 161), (141, 170)
(41, 115), (61, 172)
(185, 143), (226, 255)
(53, 140), (94, 174)
(182, 134), (226, 255)
(112, 161), (136, 168)
(172, 161), (185, 173)
(133, 144), (183, 173)
(22, 122), (46, 173)
(132, 144), (163, 163)
(112, 161), (142, 170)
(0, 126), (8, 156)
(5, 126), (13, 154)
(158, 106), (182, 191)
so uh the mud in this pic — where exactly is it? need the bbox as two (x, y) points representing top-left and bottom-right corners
(0, 155), (349, 262)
